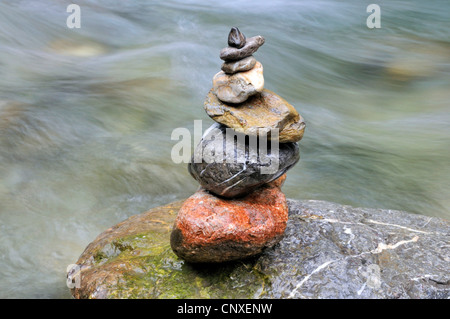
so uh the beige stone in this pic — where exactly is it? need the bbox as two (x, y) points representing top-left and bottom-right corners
(212, 61), (264, 104)
(204, 89), (306, 143)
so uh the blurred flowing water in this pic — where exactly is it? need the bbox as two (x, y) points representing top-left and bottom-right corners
(0, 0), (449, 298)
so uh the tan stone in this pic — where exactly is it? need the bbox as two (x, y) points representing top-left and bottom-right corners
(212, 61), (264, 104)
(204, 89), (306, 143)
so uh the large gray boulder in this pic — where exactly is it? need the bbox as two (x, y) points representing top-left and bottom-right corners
(264, 200), (449, 298)
(68, 199), (449, 299)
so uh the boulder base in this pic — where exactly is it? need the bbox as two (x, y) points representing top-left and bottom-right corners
(68, 199), (450, 299)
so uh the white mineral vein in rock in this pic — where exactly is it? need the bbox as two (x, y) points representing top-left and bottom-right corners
(411, 274), (438, 281)
(357, 282), (367, 296)
(420, 217), (434, 228)
(320, 218), (359, 225)
(344, 226), (355, 245)
(370, 236), (419, 254)
(199, 163), (214, 177)
(288, 235), (420, 298)
(216, 165), (247, 185)
(366, 219), (432, 234)
(288, 260), (336, 298)
(319, 217), (434, 235)
(220, 178), (245, 195)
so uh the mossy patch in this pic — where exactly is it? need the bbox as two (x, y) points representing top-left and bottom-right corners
(90, 231), (270, 298)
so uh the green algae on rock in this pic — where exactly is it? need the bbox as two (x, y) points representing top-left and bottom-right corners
(69, 200), (450, 299)
(69, 201), (268, 299)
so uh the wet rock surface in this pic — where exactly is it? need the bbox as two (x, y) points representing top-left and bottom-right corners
(69, 199), (450, 299)
(170, 179), (288, 263)
(188, 123), (299, 198)
(204, 89), (306, 143)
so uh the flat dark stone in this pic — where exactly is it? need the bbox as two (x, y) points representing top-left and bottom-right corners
(220, 36), (265, 62)
(188, 123), (300, 198)
(70, 199), (450, 298)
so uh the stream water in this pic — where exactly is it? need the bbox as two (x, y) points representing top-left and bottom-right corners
(0, 0), (449, 298)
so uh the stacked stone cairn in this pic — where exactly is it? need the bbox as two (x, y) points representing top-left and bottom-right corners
(170, 27), (306, 263)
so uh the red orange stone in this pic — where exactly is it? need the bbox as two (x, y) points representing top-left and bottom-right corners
(170, 177), (288, 263)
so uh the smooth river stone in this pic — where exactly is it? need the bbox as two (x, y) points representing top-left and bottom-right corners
(188, 123), (300, 198)
(212, 61), (264, 104)
(220, 36), (265, 62)
(204, 89), (306, 143)
(221, 56), (256, 74)
(170, 177), (288, 263)
(227, 27), (246, 49)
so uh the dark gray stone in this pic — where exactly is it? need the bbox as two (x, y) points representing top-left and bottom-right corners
(188, 123), (300, 198)
(258, 200), (450, 298)
(220, 36), (265, 61)
(228, 27), (246, 49)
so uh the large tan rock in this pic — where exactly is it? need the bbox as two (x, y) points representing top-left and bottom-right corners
(67, 197), (450, 298)
(221, 55), (256, 74)
(204, 89), (306, 143)
(212, 61), (264, 104)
